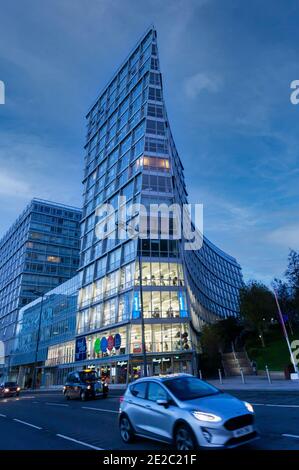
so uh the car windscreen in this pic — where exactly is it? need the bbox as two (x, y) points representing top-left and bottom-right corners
(5, 382), (17, 387)
(164, 377), (220, 401)
(79, 371), (99, 382)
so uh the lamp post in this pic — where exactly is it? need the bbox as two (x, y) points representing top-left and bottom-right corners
(116, 219), (148, 378)
(273, 289), (299, 376)
(32, 292), (45, 390)
(138, 243), (148, 377)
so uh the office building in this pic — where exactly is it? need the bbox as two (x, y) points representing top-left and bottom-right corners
(0, 198), (81, 375)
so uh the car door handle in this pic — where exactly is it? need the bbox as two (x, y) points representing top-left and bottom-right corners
(145, 404), (152, 409)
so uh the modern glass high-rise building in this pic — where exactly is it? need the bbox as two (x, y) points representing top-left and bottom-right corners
(75, 27), (243, 382)
(0, 198), (81, 374)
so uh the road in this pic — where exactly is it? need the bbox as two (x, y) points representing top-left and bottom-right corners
(0, 389), (299, 450)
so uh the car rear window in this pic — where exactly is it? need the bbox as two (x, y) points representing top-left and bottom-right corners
(5, 382), (17, 387)
(79, 371), (99, 382)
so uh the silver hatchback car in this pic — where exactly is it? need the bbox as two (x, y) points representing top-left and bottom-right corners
(119, 374), (259, 450)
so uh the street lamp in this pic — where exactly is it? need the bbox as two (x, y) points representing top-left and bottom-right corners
(138, 241), (148, 377)
(116, 219), (148, 378)
(32, 291), (45, 389)
(273, 289), (299, 377)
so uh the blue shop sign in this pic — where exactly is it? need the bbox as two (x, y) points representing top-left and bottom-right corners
(75, 337), (87, 361)
(100, 336), (108, 352)
(114, 333), (121, 350)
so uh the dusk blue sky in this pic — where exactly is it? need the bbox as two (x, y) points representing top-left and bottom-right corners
(0, 0), (299, 284)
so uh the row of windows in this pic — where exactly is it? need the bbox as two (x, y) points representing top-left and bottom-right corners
(85, 72), (148, 171)
(77, 291), (133, 334)
(32, 204), (81, 220)
(142, 174), (173, 193)
(87, 31), (153, 128)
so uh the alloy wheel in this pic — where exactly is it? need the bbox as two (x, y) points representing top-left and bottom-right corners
(120, 417), (133, 443)
(175, 426), (195, 451)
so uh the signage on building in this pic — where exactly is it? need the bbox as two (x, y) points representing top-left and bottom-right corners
(133, 343), (142, 353)
(153, 357), (171, 364)
(94, 333), (122, 354)
(114, 333), (121, 350)
(75, 337), (87, 362)
(94, 338), (101, 354)
(100, 337), (108, 353)
(132, 291), (140, 319)
(107, 335), (114, 351)
(179, 292), (188, 317)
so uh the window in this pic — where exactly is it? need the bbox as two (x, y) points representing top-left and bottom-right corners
(164, 377), (219, 401)
(131, 381), (147, 399)
(142, 156), (169, 172)
(147, 382), (168, 402)
(47, 256), (61, 263)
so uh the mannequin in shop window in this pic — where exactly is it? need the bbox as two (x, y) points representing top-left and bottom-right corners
(167, 306), (174, 318)
(153, 307), (160, 318)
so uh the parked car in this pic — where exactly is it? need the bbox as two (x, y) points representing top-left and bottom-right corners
(63, 369), (109, 401)
(119, 374), (258, 450)
(0, 381), (21, 398)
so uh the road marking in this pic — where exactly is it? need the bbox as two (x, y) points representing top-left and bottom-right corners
(46, 402), (69, 407)
(56, 434), (104, 450)
(0, 413), (7, 418)
(282, 434), (299, 439)
(13, 419), (42, 430)
(252, 403), (299, 408)
(82, 406), (118, 414)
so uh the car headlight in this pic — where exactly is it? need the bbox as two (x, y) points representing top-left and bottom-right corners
(191, 410), (222, 423)
(4, 388), (9, 393)
(244, 401), (254, 413)
(87, 385), (91, 390)
(17, 387), (20, 392)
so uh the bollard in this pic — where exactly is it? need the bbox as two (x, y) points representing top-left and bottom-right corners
(240, 367), (245, 384)
(199, 369), (203, 380)
(218, 368), (223, 384)
(265, 364), (272, 384)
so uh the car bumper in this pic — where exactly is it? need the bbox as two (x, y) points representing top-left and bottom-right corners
(193, 423), (259, 448)
(1, 391), (18, 397)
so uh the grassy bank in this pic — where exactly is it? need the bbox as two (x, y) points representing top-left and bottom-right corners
(245, 324), (298, 371)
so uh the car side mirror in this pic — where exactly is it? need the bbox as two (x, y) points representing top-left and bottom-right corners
(156, 399), (169, 407)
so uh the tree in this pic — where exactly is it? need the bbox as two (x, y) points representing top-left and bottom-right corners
(272, 278), (296, 334)
(239, 281), (276, 347)
(200, 318), (242, 354)
(213, 317), (243, 352)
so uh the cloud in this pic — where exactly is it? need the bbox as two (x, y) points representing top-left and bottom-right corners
(0, 171), (31, 198)
(268, 224), (299, 250)
(184, 72), (222, 99)
(0, 130), (82, 237)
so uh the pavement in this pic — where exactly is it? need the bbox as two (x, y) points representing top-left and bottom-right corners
(0, 388), (299, 450)
(28, 375), (299, 393)
(208, 375), (299, 391)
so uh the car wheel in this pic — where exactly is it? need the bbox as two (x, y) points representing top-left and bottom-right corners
(119, 415), (134, 443)
(175, 424), (197, 451)
(80, 390), (87, 401)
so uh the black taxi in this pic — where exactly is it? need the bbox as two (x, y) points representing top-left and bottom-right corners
(63, 369), (109, 401)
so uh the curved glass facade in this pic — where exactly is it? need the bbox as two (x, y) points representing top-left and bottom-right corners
(75, 26), (243, 380)
(9, 27), (244, 385)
